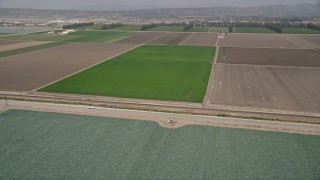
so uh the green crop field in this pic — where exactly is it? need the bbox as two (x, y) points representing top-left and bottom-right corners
(188, 27), (229, 33)
(147, 26), (185, 32)
(0, 31), (132, 43)
(109, 25), (142, 31)
(282, 28), (320, 34)
(65, 31), (132, 42)
(0, 42), (66, 58)
(233, 27), (276, 33)
(0, 109), (319, 179)
(188, 26), (211, 32)
(40, 45), (215, 102)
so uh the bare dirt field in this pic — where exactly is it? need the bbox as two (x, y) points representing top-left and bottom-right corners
(298, 35), (320, 46)
(218, 34), (302, 49)
(117, 32), (167, 44)
(280, 34), (320, 49)
(209, 64), (320, 113)
(0, 41), (50, 52)
(0, 40), (22, 46)
(147, 32), (191, 45)
(179, 32), (218, 47)
(0, 42), (138, 91)
(218, 47), (320, 67)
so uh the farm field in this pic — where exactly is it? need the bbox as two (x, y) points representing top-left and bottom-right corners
(0, 31), (132, 43)
(0, 41), (50, 53)
(117, 32), (167, 44)
(179, 33), (218, 47)
(280, 34), (320, 49)
(282, 28), (320, 34)
(0, 41), (65, 58)
(217, 33), (318, 49)
(218, 47), (320, 67)
(232, 27), (276, 33)
(40, 45), (215, 102)
(147, 33), (191, 45)
(187, 26), (211, 32)
(65, 31), (132, 43)
(0, 109), (319, 179)
(0, 40), (21, 46)
(210, 64), (320, 113)
(0, 42), (138, 91)
(0, 28), (44, 34)
(109, 25), (142, 31)
(147, 26), (185, 32)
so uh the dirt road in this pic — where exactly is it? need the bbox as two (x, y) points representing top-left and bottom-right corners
(1, 100), (319, 135)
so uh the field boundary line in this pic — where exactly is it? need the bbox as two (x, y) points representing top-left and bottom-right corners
(31, 43), (141, 92)
(1, 91), (320, 122)
(203, 46), (219, 105)
(4, 100), (320, 135)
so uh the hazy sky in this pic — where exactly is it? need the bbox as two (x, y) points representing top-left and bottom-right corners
(0, 0), (318, 10)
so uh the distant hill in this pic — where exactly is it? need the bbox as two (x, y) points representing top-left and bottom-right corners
(0, 4), (319, 19)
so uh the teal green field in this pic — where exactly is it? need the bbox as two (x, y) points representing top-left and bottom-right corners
(233, 27), (276, 33)
(40, 45), (215, 102)
(282, 28), (320, 34)
(0, 110), (319, 179)
(147, 26), (185, 32)
(0, 31), (132, 43)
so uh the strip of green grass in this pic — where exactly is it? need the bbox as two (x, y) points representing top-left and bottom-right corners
(40, 45), (215, 102)
(0, 33), (82, 41)
(233, 27), (276, 33)
(148, 26), (185, 32)
(282, 28), (320, 34)
(0, 42), (66, 58)
(0, 109), (319, 179)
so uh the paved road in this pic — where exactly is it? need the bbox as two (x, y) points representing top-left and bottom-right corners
(1, 100), (319, 135)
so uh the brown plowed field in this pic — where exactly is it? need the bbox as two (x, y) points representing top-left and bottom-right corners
(179, 33), (218, 47)
(298, 35), (320, 46)
(0, 41), (50, 52)
(117, 32), (167, 44)
(280, 35), (320, 49)
(147, 33), (191, 45)
(209, 64), (320, 113)
(0, 42), (138, 91)
(0, 40), (22, 46)
(218, 47), (320, 67)
(218, 34), (300, 49)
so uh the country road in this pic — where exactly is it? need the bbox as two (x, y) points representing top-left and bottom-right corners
(1, 99), (320, 135)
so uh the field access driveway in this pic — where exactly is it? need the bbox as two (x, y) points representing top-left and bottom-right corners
(0, 42), (139, 91)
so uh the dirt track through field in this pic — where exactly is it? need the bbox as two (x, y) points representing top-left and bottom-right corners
(147, 32), (191, 45)
(0, 42), (139, 91)
(0, 41), (50, 52)
(209, 64), (320, 113)
(117, 32), (167, 44)
(218, 47), (320, 67)
(179, 33), (218, 47)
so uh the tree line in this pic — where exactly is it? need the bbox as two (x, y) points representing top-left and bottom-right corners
(63, 22), (94, 29)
